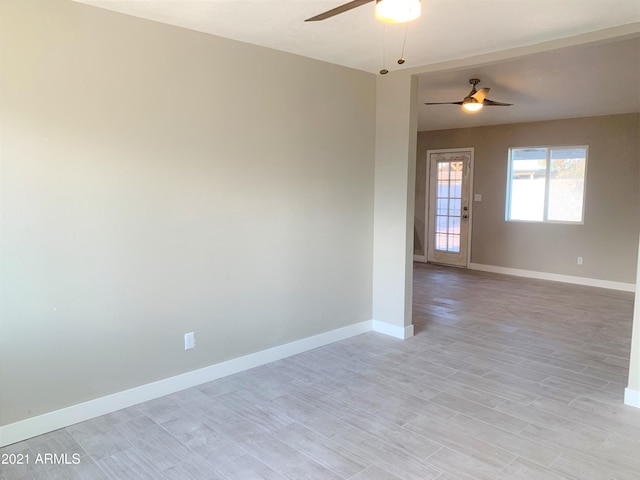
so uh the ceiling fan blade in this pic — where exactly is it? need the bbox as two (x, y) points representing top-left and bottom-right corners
(305, 0), (374, 21)
(483, 99), (513, 106)
(425, 101), (464, 105)
(472, 87), (489, 103)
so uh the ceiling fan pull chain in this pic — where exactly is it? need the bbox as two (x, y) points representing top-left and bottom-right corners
(380, 24), (389, 74)
(398, 19), (409, 64)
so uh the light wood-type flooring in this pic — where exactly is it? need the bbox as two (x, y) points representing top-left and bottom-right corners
(2, 263), (639, 479)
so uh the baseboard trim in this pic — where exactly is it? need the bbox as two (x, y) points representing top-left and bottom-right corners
(624, 387), (640, 408)
(468, 263), (636, 292)
(372, 320), (414, 339)
(413, 255), (427, 263)
(0, 320), (373, 447)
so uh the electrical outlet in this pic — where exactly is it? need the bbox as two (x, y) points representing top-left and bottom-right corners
(577, 256), (583, 265)
(184, 332), (195, 350)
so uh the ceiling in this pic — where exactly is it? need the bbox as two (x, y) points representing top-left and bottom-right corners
(417, 37), (640, 131)
(75, 1), (640, 131)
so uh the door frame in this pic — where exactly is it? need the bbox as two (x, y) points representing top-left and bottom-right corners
(425, 147), (475, 267)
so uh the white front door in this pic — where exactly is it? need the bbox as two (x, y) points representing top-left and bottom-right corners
(427, 148), (473, 267)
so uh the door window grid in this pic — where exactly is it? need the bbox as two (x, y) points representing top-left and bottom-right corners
(435, 161), (463, 253)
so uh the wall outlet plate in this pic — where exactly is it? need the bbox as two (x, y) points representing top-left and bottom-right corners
(184, 332), (195, 350)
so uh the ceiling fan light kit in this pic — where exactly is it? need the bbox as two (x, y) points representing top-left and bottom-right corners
(375, 0), (421, 23)
(462, 99), (483, 112)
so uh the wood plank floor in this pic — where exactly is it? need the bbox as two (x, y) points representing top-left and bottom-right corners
(2, 263), (639, 479)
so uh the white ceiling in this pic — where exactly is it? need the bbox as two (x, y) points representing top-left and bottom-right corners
(75, 0), (640, 131)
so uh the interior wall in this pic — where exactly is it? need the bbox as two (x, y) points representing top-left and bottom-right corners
(372, 72), (418, 337)
(415, 114), (640, 283)
(0, 0), (376, 426)
(629, 117), (640, 395)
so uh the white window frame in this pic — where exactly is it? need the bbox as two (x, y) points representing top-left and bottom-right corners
(505, 145), (588, 224)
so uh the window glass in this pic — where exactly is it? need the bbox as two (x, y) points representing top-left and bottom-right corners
(508, 148), (546, 221)
(548, 149), (587, 222)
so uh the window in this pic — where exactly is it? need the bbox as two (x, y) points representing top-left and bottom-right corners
(506, 146), (587, 223)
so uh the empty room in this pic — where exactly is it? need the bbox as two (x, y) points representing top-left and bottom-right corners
(1, 1), (640, 479)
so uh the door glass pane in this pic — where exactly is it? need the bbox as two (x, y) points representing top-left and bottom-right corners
(447, 234), (460, 252)
(450, 181), (461, 198)
(434, 159), (463, 253)
(437, 182), (449, 197)
(437, 198), (449, 215)
(548, 148), (586, 222)
(449, 199), (461, 216)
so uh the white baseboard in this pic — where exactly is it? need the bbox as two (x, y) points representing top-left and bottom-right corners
(372, 320), (414, 339)
(0, 320), (375, 447)
(413, 255), (427, 263)
(469, 263), (636, 292)
(624, 387), (640, 408)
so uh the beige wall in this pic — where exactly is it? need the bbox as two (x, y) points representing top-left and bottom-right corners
(415, 114), (640, 284)
(0, 0), (376, 425)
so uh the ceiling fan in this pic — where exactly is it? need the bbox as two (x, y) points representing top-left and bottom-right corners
(425, 79), (513, 112)
(305, 0), (421, 23)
